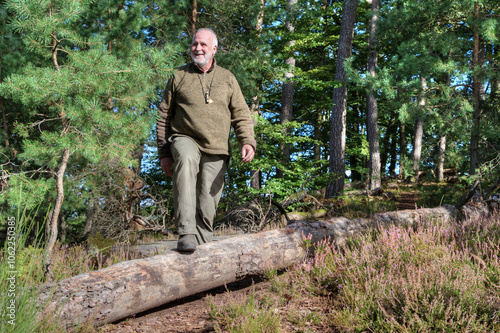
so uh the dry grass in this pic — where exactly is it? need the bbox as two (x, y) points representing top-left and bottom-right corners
(14, 240), (148, 285)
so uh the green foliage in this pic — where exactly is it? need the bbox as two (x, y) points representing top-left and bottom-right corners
(264, 267), (278, 281)
(0, 174), (54, 214)
(87, 231), (116, 256)
(372, 0), (499, 174)
(226, 116), (330, 203)
(414, 183), (466, 208)
(1, 0), (499, 244)
(0, 0), (178, 237)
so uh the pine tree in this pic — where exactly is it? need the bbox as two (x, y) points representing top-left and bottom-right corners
(376, 0), (499, 181)
(0, 0), (177, 277)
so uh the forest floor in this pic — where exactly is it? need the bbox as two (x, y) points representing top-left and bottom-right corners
(99, 277), (266, 333)
(99, 190), (421, 333)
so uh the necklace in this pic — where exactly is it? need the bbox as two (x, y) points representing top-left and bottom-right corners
(197, 66), (217, 104)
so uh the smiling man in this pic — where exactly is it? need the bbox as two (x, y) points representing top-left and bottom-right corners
(157, 28), (256, 252)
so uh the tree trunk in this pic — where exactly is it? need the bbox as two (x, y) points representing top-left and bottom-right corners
(380, 123), (391, 177)
(437, 135), (446, 182)
(366, 0), (381, 190)
(314, 111), (323, 161)
(250, 169), (260, 189)
(389, 132), (397, 177)
(469, 1), (481, 175)
(313, 3), (331, 163)
(43, 35), (70, 280)
(412, 117), (423, 181)
(249, 0), (265, 190)
(349, 119), (362, 181)
(38, 203), (492, 328)
(44, 148), (70, 281)
(190, 0), (197, 36)
(278, 0), (297, 178)
(249, 98), (261, 189)
(81, 199), (97, 241)
(492, 45), (500, 110)
(132, 142), (145, 177)
(326, 0), (359, 198)
(59, 213), (67, 244)
(383, 117), (397, 177)
(399, 121), (406, 179)
(412, 77), (426, 181)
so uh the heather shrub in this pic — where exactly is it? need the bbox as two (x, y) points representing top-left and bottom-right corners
(296, 212), (500, 332)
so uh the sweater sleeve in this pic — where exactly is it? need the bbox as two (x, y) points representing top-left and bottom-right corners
(228, 75), (257, 152)
(157, 78), (175, 159)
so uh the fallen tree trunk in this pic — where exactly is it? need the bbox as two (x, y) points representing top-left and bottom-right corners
(38, 203), (492, 328)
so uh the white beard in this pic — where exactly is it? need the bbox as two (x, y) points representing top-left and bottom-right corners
(191, 51), (213, 68)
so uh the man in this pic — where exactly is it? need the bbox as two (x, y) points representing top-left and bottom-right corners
(157, 28), (256, 252)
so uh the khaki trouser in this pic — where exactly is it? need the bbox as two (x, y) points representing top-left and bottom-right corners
(170, 136), (227, 245)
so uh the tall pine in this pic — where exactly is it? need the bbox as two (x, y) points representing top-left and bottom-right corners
(0, 0), (177, 277)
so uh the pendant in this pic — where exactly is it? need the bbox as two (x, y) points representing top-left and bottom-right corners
(205, 93), (213, 104)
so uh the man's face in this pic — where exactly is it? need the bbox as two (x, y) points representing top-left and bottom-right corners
(191, 30), (217, 69)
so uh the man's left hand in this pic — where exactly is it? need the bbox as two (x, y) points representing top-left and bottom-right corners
(241, 144), (255, 163)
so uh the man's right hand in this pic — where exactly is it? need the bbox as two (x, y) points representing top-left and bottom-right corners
(160, 157), (174, 177)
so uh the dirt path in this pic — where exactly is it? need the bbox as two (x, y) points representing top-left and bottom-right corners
(99, 277), (265, 333)
(396, 191), (418, 210)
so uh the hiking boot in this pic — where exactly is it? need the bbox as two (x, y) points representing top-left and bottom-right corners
(177, 234), (197, 252)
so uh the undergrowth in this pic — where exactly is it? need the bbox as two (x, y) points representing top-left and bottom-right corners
(0, 207), (64, 333)
(208, 210), (500, 332)
(0, 207), (150, 333)
(15, 240), (147, 285)
(0, 182), (485, 332)
(207, 287), (282, 333)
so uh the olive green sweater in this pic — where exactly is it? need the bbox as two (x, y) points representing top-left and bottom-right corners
(157, 62), (256, 160)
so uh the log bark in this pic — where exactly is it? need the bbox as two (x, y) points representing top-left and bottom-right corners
(38, 204), (492, 328)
